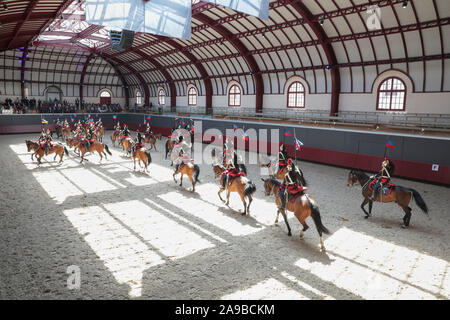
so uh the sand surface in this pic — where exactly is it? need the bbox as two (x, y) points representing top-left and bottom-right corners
(0, 132), (449, 299)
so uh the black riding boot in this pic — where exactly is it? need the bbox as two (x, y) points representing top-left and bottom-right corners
(279, 191), (287, 211)
(372, 186), (380, 201)
(221, 174), (228, 190)
(44, 145), (48, 156)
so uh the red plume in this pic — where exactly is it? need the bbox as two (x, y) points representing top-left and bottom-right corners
(287, 158), (292, 165)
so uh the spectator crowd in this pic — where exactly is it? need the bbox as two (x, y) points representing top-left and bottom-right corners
(0, 97), (123, 114)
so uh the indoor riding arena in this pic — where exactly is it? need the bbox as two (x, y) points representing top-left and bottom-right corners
(0, 0), (449, 302)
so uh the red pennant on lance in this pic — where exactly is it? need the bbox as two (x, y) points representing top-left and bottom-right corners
(284, 129), (292, 137)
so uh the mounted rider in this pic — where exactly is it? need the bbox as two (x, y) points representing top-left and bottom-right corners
(220, 150), (244, 192)
(134, 130), (145, 153)
(174, 148), (193, 172)
(278, 158), (307, 211)
(278, 143), (289, 173)
(83, 127), (95, 152)
(95, 118), (103, 130)
(144, 122), (153, 139)
(62, 118), (69, 130)
(38, 128), (47, 154)
(371, 158), (395, 201)
(44, 128), (53, 155)
(223, 137), (234, 165)
(113, 121), (121, 138)
(55, 118), (61, 130)
(120, 124), (130, 144)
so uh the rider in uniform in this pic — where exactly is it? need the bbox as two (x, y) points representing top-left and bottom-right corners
(84, 127), (94, 152)
(38, 128), (47, 154)
(121, 124), (130, 145)
(220, 150), (242, 192)
(134, 130), (145, 152)
(278, 159), (307, 211)
(371, 158), (395, 201)
(144, 122), (152, 139)
(278, 143), (289, 174)
(44, 128), (53, 155)
(114, 121), (121, 138)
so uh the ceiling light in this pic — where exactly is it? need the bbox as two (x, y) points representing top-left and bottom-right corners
(319, 19), (324, 26)
(402, 1), (408, 8)
(3, 2), (8, 11)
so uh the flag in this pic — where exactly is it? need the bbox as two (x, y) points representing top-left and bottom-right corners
(243, 133), (249, 141)
(284, 129), (292, 137)
(143, 120), (146, 124)
(41, 119), (48, 124)
(386, 140), (395, 149)
(147, 116), (151, 120)
(294, 137), (304, 151)
(232, 124), (238, 130)
(113, 115), (117, 120)
(71, 118), (74, 122)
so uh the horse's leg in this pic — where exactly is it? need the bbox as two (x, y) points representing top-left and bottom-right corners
(247, 195), (253, 215)
(300, 222), (309, 239)
(218, 188), (225, 203)
(188, 174), (195, 192)
(173, 171), (178, 183)
(179, 174), (183, 187)
(98, 150), (103, 163)
(401, 206), (412, 228)
(239, 192), (247, 215)
(275, 209), (280, 224)
(361, 198), (371, 218)
(280, 209), (292, 236)
(133, 156), (136, 171)
(368, 200), (373, 215)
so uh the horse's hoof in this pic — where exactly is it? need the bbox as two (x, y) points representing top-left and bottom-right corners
(321, 247), (326, 253)
(401, 224), (408, 229)
(287, 232), (292, 237)
(300, 231), (304, 238)
(364, 216), (370, 219)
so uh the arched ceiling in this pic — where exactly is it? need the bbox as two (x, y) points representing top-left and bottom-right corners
(0, 0), (449, 112)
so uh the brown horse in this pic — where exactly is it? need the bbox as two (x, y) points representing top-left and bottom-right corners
(260, 157), (307, 183)
(144, 134), (158, 151)
(165, 138), (174, 159)
(213, 164), (256, 215)
(25, 140), (69, 165)
(347, 169), (428, 228)
(76, 141), (112, 163)
(62, 127), (71, 140)
(262, 177), (330, 252)
(173, 162), (200, 192)
(121, 137), (134, 156)
(111, 131), (120, 147)
(132, 147), (152, 172)
(55, 126), (62, 139)
(96, 127), (104, 142)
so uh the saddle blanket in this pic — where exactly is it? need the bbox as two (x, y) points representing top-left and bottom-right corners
(368, 179), (394, 196)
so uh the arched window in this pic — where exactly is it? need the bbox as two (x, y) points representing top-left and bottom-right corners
(136, 90), (142, 105)
(228, 84), (241, 107)
(377, 77), (406, 111)
(188, 87), (197, 106)
(287, 81), (305, 108)
(100, 90), (111, 98)
(158, 89), (166, 105)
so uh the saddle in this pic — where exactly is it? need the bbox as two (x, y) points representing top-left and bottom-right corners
(368, 178), (395, 196)
(226, 170), (246, 186)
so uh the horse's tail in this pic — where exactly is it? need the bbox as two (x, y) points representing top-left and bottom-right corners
(145, 151), (152, 165)
(193, 164), (200, 183)
(306, 196), (330, 235)
(299, 169), (307, 187)
(165, 140), (169, 159)
(244, 180), (257, 197)
(398, 187), (428, 214)
(64, 146), (69, 157)
(103, 144), (112, 155)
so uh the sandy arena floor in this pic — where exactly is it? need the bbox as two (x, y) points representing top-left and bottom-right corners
(0, 132), (449, 300)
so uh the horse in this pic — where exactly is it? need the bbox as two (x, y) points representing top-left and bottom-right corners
(347, 169), (428, 228)
(55, 126), (62, 139)
(144, 134), (158, 151)
(75, 141), (112, 164)
(173, 162), (200, 192)
(61, 127), (71, 140)
(96, 127), (104, 142)
(165, 138), (174, 159)
(132, 147), (152, 172)
(213, 164), (256, 215)
(25, 140), (69, 165)
(262, 177), (330, 252)
(259, 156), (307, 184)
(110, 131), (120, 147)
(121, 137), (134, 157)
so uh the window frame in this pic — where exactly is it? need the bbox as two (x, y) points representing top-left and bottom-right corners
(136, 90), (142, 105)
(99, 90), (111, 98)
(158, 89), (166, 106)
(228, 84), (241, 107)
(376, 77), (407, 111)
(286, 81), (306, 108)
(187, 87), (197, 106)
